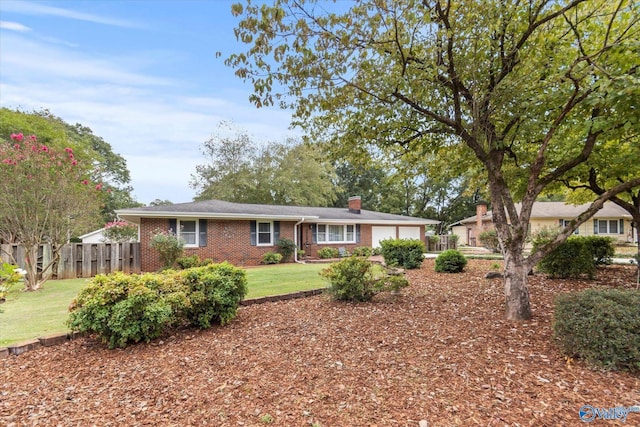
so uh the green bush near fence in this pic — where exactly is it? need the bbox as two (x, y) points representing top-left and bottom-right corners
(67, 262), (247, 348)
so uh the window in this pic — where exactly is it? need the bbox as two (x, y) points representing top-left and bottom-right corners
(594, 219), (623, 235)
(179, 220), (197, 246)
(316, 224), (356, 243)
(257, 221), (273, 245)
(560, 219), (579, 235)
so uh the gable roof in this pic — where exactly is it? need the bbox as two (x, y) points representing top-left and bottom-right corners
(452, 201), (632, 226)
(116, 199), (440, 226)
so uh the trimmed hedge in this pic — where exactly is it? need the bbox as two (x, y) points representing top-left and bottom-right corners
(435, 249), (467, 273)
(554, 289), (640, 372)
(379, 238), (426, 269)
(67, 262), (247, 348)
(534, 235), (614, 279)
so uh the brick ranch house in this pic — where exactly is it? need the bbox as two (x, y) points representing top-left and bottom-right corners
(451, 201), (635, 247)
(116, 197), (439, 272)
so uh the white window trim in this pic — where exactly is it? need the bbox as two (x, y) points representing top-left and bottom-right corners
(178, 219), (198, 248)
(595, 219), (620, 235)
(561, 219), (579, 235)
(316, 223), (356, 244)
(257, 221), (274, 246)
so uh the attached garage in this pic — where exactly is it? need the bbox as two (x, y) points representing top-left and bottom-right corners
(372, 226), (397, 248)
(398, 226), (421, 240)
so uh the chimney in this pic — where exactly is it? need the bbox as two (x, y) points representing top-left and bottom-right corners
(348, 196), (361, 214)
(476, 202), (488, 232)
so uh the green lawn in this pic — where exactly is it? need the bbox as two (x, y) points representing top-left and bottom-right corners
(0, 263), (329, 347)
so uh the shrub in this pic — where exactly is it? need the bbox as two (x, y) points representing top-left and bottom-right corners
(318, 247), (339, 259)
(67, 271), (188, 349)
(0, 263), (25, 300)
(320, 256), (408, 302)
(176, 255), (201, 269)
(478, 230), (501, 253)
(150, 228), (184, 269)
(262, 252), (283, 264)
(67, 263), (248, 347)
(554, 289), (640, 372)
(435, 249), (467, 273)
(181, 262), (248, 328)
(535, 236), (596, 279)
(583, 236), (615, 265)
(351, 246), (372, 257)
(379, 238), (426, 269)
(276, 238), (297, 262)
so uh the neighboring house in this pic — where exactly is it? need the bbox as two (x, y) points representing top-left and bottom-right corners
(116, 196), (440, 271)
(451, 201), (635, 246)
(79, 228), (108, 244)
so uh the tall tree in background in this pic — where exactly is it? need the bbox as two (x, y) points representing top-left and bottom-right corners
(227, 0), (640, 320)
(191, 122), (337, 206)
(0, 108), (141, 225)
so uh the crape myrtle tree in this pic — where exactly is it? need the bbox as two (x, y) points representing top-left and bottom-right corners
(227, 0), (640, 320)
(0, 133), (102, 290)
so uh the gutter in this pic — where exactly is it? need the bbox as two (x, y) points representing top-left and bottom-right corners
(294, 217), (306, 264)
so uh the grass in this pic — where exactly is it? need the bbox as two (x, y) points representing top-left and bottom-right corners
(0, 263), (329, 347)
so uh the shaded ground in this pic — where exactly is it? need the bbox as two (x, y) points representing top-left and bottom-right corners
(2, 260), (639, 426)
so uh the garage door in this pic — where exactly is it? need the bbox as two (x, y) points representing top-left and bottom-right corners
(398, 226), (421, 240)
(372, 226), (396, 248)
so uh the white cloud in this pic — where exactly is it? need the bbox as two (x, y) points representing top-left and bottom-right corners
(1, 1), (141, 28)
(0, 21), (31, 32)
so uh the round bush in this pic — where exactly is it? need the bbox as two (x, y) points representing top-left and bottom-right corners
(435, 249), (467, 273)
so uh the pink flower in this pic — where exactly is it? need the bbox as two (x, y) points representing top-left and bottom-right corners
(10, 133), (24, 142)
(13, 144), (21, 149)
(71, 159), (78, 166)
(96, 183), (103, 190)
(82, 180), (89, 185)
(41, 145), (49, 152)
(68, 153), (74, 159)
(29, 135), (37, 141)
(64, 147), (73, 154)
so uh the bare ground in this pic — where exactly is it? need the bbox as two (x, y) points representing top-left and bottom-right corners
(1, 259), (639, 427)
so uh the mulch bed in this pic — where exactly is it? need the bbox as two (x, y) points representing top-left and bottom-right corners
(2, 259), (639, 426)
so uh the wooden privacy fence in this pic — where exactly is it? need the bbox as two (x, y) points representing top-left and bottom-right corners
(426, 235), (458, 252)
(0, 242), (140, 279)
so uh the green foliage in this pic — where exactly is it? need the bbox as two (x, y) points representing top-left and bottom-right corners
(435, 250), (468, 273)
(67, 263), (248, 348)
(379, 238), (426, 269)
(320, 256), (408, 302)
(181, 262), (248, 328)
(583, 236), (615, 266)
(0, 263), (24, 299)
(102, 221), (138, 243)
(276, 238), (297, 262)
(533, 235), (614, 279)
(67, 272), (188, 349)
(262, 252), (283, 264)
(478, 230), (501, 253)
(150, 228), (185, 269)
(318, 247), (339, 259)
(176, 255), (202, 269)
(191, 121), (337, 206)
(554, 289), (640, 372)
(351, 246), (372, 257)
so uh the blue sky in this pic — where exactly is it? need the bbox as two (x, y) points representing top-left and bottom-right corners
(0, 0), (300, 204)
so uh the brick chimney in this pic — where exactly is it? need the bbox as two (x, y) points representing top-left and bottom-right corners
(476, 202), (488, 232)
(348, 196), (362, 214)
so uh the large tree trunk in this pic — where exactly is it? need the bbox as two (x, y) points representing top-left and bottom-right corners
(503, 250), (533, 321)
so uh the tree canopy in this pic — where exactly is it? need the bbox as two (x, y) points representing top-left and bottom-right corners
(227, 0), (640, 320)
(0, 108), (141, 224)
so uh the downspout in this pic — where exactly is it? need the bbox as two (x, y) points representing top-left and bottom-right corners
(294, 217), (306, 264)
